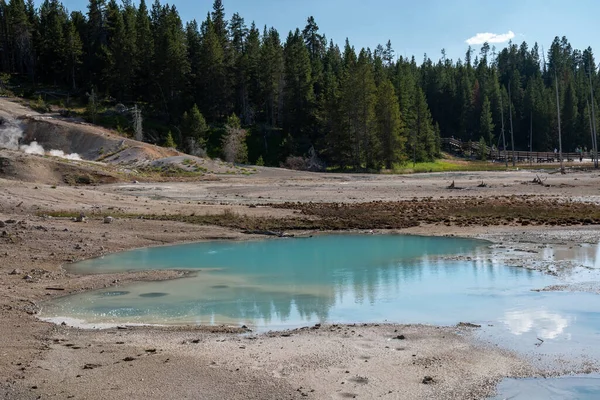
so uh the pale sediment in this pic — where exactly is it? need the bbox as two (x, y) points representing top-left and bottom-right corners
(1, 167), (600, 399)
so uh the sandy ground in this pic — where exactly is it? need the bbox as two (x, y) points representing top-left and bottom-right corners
(1, 165), (600, 399)
(98, 166), (600, 205)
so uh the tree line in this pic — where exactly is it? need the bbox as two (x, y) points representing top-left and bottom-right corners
(0, 0), (598, 168)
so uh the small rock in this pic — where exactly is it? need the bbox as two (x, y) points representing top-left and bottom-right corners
(393, 335), (406, 340)
(422, 376), (434, 384)
(123, 357), (136, 362)
(9, 268), (21, 275)
(104, 216), (114, 224)
(23, 274), (33, 281)
(74, 244), (83, 250)
(0, 221), (5, 228)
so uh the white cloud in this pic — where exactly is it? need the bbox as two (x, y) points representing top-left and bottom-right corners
(466, 30), (515, 46)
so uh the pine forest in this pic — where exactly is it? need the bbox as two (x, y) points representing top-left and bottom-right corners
(0, 0), (598, 170)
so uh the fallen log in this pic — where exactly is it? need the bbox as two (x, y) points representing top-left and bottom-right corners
(242, 230), (294, 238)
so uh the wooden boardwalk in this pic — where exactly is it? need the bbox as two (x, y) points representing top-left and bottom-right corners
(441, 138), (590, 163)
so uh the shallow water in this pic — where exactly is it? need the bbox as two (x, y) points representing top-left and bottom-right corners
(41, 234), (598, 335)
(39, 234), (600, 397)
(41, 236), (600, 355)
(46, 235), (500, 326)
(493, 374), (600, 399)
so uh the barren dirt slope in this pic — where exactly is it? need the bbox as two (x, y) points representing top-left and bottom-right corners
(0, 97), (254, 184)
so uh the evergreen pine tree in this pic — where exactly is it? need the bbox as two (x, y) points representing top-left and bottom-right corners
(480, 96), (494, 145)
(376, 78), (405, 169)
(163, 130), (176, 148)
(340, 48), (377, 169)
(134, 0), (153, 100)
(562, 78), (579, 150)
(198, 16), (225, 120)
(409, 85), (437, 163)
(181, 104), (208, 149)
(243, 22), (260, 125)
(104, 0), (129, 98)
(37, 0), (69, 83)
(86, 0), (107, 86)
(151, 4), (189, 120)
(230, 12), (249, 122)
(185, 19), (202, 106)
(64, 18), (83, 89)
(282, 28), (314, 154)
(259, 26), (284, 127)
(6, 0), (35, 76)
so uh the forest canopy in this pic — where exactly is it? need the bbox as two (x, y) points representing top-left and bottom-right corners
(0, 0), (597, 168)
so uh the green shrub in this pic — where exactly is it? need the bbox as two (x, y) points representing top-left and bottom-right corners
(30, 95), (49, 113)
(163, 131), (177, 148)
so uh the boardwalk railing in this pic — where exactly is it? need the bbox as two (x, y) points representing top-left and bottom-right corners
(440, 138), (589, 163)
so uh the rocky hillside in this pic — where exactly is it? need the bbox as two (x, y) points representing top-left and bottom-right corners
(0, 98), (254, 184)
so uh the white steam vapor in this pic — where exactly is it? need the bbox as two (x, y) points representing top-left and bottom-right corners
(20, 141), (45, 155)
(0, 118), (81, 160)
(0, 119), (23, 150)
(48, 149), (81, 160)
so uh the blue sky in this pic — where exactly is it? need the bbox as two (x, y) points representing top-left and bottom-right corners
(54, 0), (600, 63)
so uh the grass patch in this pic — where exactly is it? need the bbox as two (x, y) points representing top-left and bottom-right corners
(327, 157), (581, 174)
(389, 160), (568, 174)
